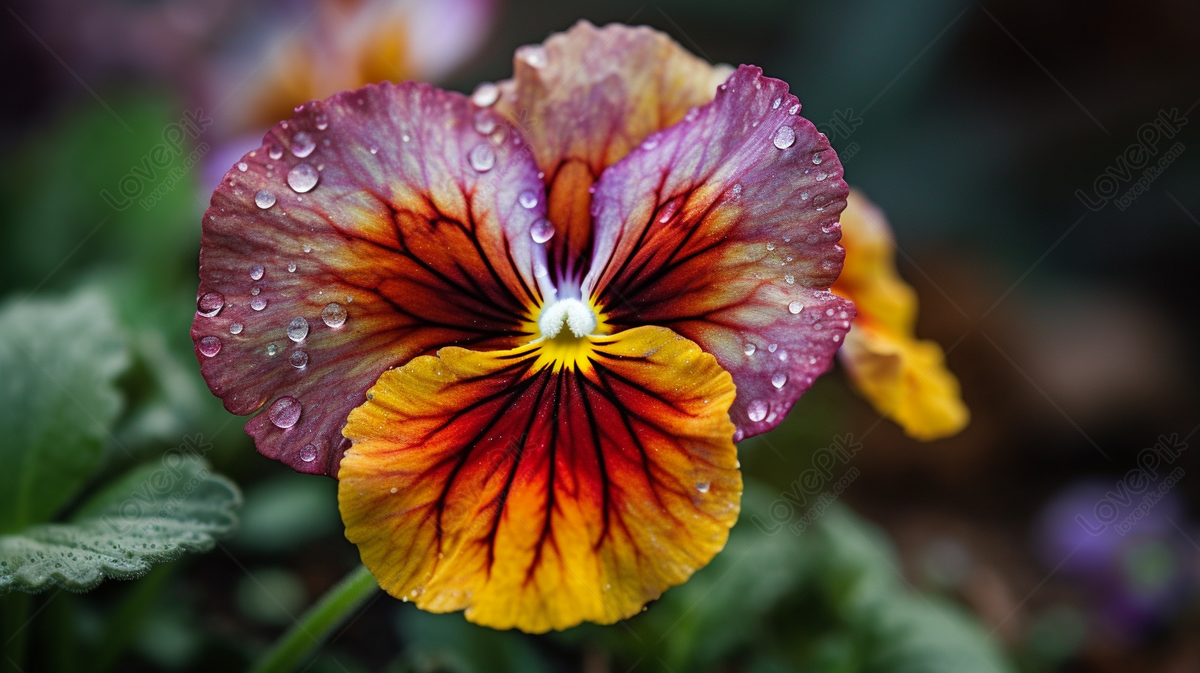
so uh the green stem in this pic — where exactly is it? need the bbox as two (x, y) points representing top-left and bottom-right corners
(2, 592), (31, 673)
(248, 564), (378, 673)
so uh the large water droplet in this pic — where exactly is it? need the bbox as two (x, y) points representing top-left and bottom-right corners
(287, 163), (319, 193)
(773, 126), (796, 149)
(811, 152), (823, 165)
(469, 144), (495, 172)
(291, 132), (316, 158)
(197, 292), (224, 317)
(198, 336), (222, 357)
(743, 342), (756, 356)
(771, 372), (787, 389)
(471, 81), (499, 107)
(747, 400), (768, 422)
(229, 322), (244, 335)
(289, 351), (308, 368)
(530, 219), (555, 244)
(518, 190), (539, 209)
(251, 296), (267, 311)
(287, 316), (309, 342)
(788, 301), (803, 314)
(321, 302), (347, 328)
(299, 444), (317, 462)
(473, 111), (496, 134)
(250, 264), (264, 280)
(268, 396), (301, 428)
(255, 190), (276, 209)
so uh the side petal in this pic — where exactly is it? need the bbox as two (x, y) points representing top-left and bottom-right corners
(834, 189), (969, 440)
(586, 65), (854, 440)
(192, 81), (549, 475)
(339, 326), (740, 633)
(492, 21), (730, 279)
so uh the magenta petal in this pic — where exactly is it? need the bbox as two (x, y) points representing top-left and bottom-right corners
(192, 81), (549, 475)
(585, 65), (854, 440)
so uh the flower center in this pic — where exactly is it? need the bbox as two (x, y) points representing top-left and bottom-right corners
(537, 298), (597, 339)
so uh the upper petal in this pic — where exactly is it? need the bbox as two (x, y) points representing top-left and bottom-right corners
(192, 81), (549, 475)
(339, 326), (740, 632)
(585, 65), (855, 440)
(492, 21), (730, 280)
(833, 190), (969, 440)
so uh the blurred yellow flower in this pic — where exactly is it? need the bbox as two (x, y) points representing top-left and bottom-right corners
(834, 189), (969, 441)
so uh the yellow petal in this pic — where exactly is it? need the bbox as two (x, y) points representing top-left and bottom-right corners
(834, 189), (969, 440)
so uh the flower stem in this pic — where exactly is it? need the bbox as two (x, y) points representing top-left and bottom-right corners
(248, 564), (378, 673)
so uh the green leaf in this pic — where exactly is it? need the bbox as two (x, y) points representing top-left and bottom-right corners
(0, 455), (240, 593)
(0, 289), (129, 532)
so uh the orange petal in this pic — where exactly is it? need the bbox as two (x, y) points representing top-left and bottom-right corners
(493, 21), (730, 279)
(338, 326), (740, 632)
(833, 189), (969, 440)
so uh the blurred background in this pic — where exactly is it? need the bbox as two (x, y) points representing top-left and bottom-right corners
(1, 0), (1198, 671)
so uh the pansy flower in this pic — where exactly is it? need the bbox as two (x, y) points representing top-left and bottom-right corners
(832, 189), (969, 441)
(193, 21), (853, 632)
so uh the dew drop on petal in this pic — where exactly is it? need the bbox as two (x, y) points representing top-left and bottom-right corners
(291, 131), (316, 157)
(251, 286), (261, 296)
(255, 190), (276, 209)
(800, 191), (809, 201)
(468, 144), (495, 172)
(198, 336), (222, 357)
(473, 111), (496, 134)
(287, 163), (319, 193)
(520, 45), (547, 68)
(369, 147), (378, 155)
(784, 274), (795, 284)
(789, 301), (803, 314)
(771, 372), (788, 389)
(768, 343), (778, 353)
(299, 444), (317, 462)
(471, 81), (499, 107)
(268, 396), (301, 428)
(290, 351), (309, 368)
(816, 171), (828, 182)
(744, 342), (756, 356)
(773, 125), (796, 149)
(251, 296), (267, 311)
(315, 114), (329, 130)
(530, 219), (555, 244)
(696, 481), (710, 493)
(321, 302), (347, 328)
(287, 263), (296, 272)
(266, 343), (277, 356)
(229, 322), (244, 335)
(812, 152), (823, 165)
(250, 264), (264, 280)
(287, 316), (309, 342)
(197, 292), (224, 317)
(237, 162), (248, 172)
(789, 103), (800, 115)
(518, 190), (539, 209)
(268, 145), (283, 160)
(772, 97), (781, 109)
(747, 400), (768, 422)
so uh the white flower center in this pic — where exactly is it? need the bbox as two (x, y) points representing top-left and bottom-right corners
(538, 298), (597, 339)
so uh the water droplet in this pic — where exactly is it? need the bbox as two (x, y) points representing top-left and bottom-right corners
(291, 132), (315, 157)
(266, 343), (277, 356)
(402, 134), (410, 143)
(473, 111), (496, 134)
(299, 444), (317, 462)
(733, 427), (745, 442)
(287, 163), (319, 193)
(268, 145), (283, 160)
(743, 343), (756, 356)
(289, 351), (308, 368)
(811, 152), (823, 165)
(641, 137), (659, 150)
(237, 161), (248, 172)
(768, 343), (778, 353)
(766, 242), (776, 251)
(197, 292), (224, 317)
(816, 171), (828, 182)
(530, 219), (555, 244)
(789, 301), (803, 314)
(518, 190), (539, 209)
(287, 316), (309, 342)
(833, 333), (841, 342)
(321, 302), (347, 328)
(784, 274), (795, 284)
(747, 400), (768, 422)
(369, 146), (378, 155)
(315, 114), (329, 130)
(268, 396), (301, 428)
(251, 296), (267, 311)
(520, 45), (547, 68)
(255, 190), (276, 209)
(800, 191), (809, 201)
(696, 481), (710, 493)
(303, 245), (312, 253)
(789, 103), (800, 115)
(731, 183), (743, 196)
(250, 264), (264, 280)
(469, 144), (495, 172)
(773, 126), (796, 149)
(229, 322), (243, 334)
(198, 336), (222, 357)
(471, 81), (499, 107)
(251, 286), (261, 296)
(772, 97), (781, 109)
(287, 263), (297, 272)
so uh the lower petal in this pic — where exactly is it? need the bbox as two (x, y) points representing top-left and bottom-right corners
(338, 326), (740, 632)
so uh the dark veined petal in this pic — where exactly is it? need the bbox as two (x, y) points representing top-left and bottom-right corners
(339, 326), (740, 633)
(192, 81), (549, 475)
(493, 21), (730, 280)
(585, 66), (855, 440)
